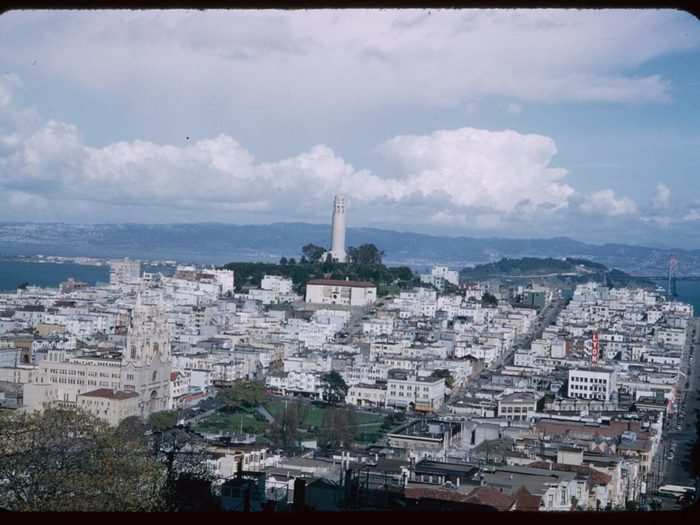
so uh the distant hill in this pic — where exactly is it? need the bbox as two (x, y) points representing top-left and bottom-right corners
(0, 222), (697, 275)
(460, 257), (607, 279)
(460, 256), (653, 288)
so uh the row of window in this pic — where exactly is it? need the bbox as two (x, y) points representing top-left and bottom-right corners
(571, 376), (608, 384)
(500, 405), (533, 413)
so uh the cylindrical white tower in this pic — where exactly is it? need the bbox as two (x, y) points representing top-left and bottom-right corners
(330, 194), (347, 263)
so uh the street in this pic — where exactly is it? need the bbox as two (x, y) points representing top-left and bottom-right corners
(501, 295), (568, 367)
(653, 318), (700, 509)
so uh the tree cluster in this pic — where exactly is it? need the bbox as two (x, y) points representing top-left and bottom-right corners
(222, 242), (417, 297)
(320, 370), (349, 405)
(429, 369), (455, 389)
(481, 292), (498, 307)
(218, 380), (266, 412)
(0, 406), (227, 512)
(0, 408), (165, 512)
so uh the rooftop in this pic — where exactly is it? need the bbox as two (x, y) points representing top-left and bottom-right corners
(79, 388), (139, 400)
(307, 279), (376, 289)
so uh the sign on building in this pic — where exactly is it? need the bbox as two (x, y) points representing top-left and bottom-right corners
(591, 332), (599, 365)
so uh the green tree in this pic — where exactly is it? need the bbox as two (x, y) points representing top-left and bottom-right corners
(320, 370), (349, 405)
(0, 407), (166, 511)
(279, 256), (288, 265)
(346, 246), (359, 264)
(150, 427), (219, 511)
(302, 243), (327, 263)
(348, 244), (384, 265)
(115, 415), (147, 442)
(147, 410), (179, 432)
(288, 257), (297, 265)
(429, 369), (455, 389)
(218, 380), (266, 411)
(481, 292), (498, 307)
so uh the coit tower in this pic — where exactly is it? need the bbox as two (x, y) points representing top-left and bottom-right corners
(330, 194), (347, 263)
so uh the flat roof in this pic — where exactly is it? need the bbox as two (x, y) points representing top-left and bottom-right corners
(307, 279), (376, 288)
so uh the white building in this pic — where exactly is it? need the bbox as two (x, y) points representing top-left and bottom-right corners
(362, 318), (394, 337)
(266, 370), (323, 398)
(261, 275), (293, 294)
(109, 258), (142, 285)
(420, 265), (459, 289)
(305, 279), (377, 307)
(77, 389), (141, 426)
(385, 371), (445, 413)
(347, 383), (387, 407)
(567, 368), (617, 402)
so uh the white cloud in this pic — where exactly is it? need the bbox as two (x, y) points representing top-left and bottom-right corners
(652, 182), (671, 209)
(0, 9), (695, 127)
(0, 75), (580, 226)
(378, 127), (574, 213)
(579, 189), (639, 217)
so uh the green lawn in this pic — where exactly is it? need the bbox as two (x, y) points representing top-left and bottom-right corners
(194, 411), (268, 435)
(263, 398), (387, 443)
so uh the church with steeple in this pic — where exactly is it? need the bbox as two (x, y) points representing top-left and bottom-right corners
(120, 295), (172, 416)
(24, 294), (173, 425)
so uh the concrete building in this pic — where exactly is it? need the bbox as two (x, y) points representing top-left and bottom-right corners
(305, 279), (376, 307)
(23, 296), (172, 423)
(109, 258), (141, 285)
(567, 368), (617, 402)
(385, 370), (445, 412)
(497, 391), (543, 421)
(77, 388), (141, 426)
(420, 265), (459, 289)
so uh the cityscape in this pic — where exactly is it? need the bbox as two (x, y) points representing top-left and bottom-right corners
(1, 8), (699, 514)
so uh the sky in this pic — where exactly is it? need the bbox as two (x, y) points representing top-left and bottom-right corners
(0, 9), (699, 248)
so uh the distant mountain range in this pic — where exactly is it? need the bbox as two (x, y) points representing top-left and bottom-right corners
(0, 222), (697, 275)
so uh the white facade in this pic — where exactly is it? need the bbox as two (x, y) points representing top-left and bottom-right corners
(567, 368), (617, 401)
(347, 383), (387, 407)
(109, 258), (141, 285)
(330, 194), (347, 263)
(385, 373), (445, 412)
(420, 265), (459, 289)
(261, 275), (293, 294)
(305, 280), (377, 307)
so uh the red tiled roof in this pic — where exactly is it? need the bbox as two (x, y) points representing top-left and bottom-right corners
(464, 486), (516, 511)
(513, 486), (542, 512)
(79, 388), (139, 400)
(307, 279), (376, 288)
